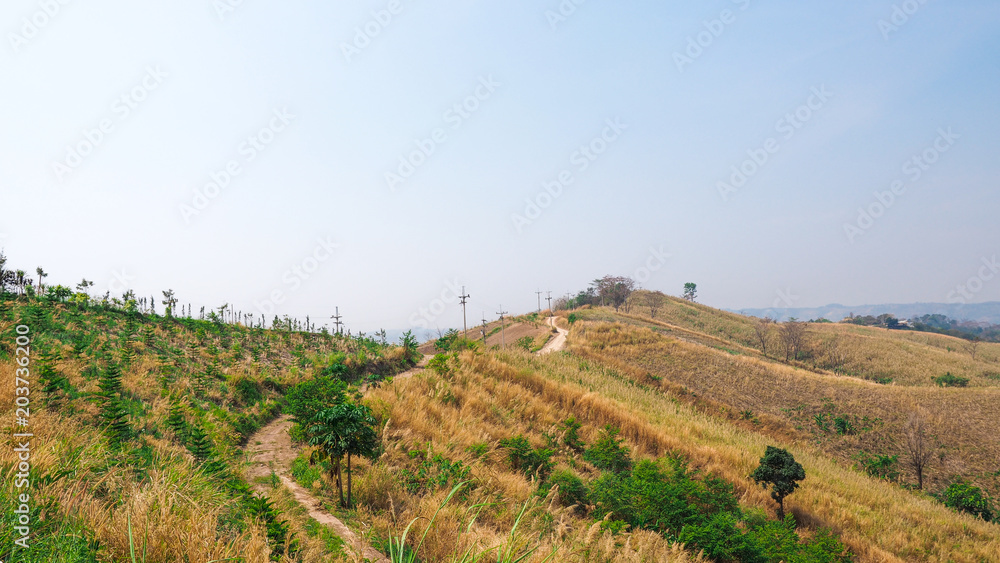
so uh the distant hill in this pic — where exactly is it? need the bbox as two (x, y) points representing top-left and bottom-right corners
(732, 301), (1000, 324)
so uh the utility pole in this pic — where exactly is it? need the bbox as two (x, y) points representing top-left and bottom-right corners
(459, 286), (471, 339)
(481, 313), (488, 345)
(496, 306), (508, 349)
(331, 307), (343, 335)
(546, 291), (553, 314)
(535, 290), (543, 314)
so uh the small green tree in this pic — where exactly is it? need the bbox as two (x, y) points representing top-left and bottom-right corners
(751, 446), (805, 519)
(584, 425), (632, 474)
(307, 403), (381, 508)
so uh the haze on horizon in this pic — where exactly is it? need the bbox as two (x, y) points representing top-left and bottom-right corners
(2, 0), (999, 333)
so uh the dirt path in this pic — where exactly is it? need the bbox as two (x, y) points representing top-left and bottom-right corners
(245, 356), (434, 562)
(247, 415), (389, 563)
(538, 316), (568, 355)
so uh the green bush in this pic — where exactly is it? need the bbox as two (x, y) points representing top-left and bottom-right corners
(583, 425), (632, 474)
(933, 372), (969, 387)
(514, 336), (534, 351)
(465, 442), (489, 459)
(942, 479), (995, 521)
(232, 376), (263, 405)
(588, 456), (851, 562)
(854, 451), (900, 482)
(833, 415), (855, 435)
(541, 469), (589, 510)
(559, 416), (585, 452)
(400, 453), (471, 494)
(498, 435), (554, 480)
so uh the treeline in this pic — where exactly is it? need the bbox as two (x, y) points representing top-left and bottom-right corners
(843, 313), (1000, 342)
(0, 250), (375, 337)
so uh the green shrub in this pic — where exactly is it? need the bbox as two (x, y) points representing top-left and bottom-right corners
(515, 336), (534, 351)
(232, 376), (263, 405)
(833, 415), (855, 435)
(498, 435), (554, 480)
(427, 353), (452, 376)
(933, 372), (969, 387)
(401, 453), (471, 494)
(854, 451), (900, 482)
(942, 479), (995, 521)
(583, 425), (632, 474)
(559, 416), (585, 452)
(465, 442), (489, 459)
(541, 469), (589, 510)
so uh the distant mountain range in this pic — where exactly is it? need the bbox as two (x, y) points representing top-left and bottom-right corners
(731, 302), (1000, 325)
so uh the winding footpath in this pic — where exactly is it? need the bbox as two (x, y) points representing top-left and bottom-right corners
(538, 316), (568, 355)
(244, 320), (567, 561)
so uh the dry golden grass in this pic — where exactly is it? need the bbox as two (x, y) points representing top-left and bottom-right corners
(570, 310), (1000, 496)
(359, 338), (1000, 562)
(622, 291), (1000, 387)
(0, 311), (372, 561)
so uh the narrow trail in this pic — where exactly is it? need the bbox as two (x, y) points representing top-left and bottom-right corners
(538, 316), (568, 355)
(245, 355), (432, 562)
(246, 415), (389, 563)
(245, 333), (562, 561)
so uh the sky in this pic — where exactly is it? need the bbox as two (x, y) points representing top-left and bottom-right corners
(2, 0), (999, 335)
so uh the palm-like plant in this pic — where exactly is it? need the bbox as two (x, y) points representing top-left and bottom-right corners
(35, 267), (47, 293)
(162, 290), (178, 317)
(307, 402), (380, 508)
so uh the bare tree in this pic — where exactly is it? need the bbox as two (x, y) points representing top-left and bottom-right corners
(596, 275), (636, 312)
(966, 337), (981, 360)
(779, 319), (806, 361)
(903, 413), (935, 490)
(753, 316), (774, 357)
(646, 290), (665, 318)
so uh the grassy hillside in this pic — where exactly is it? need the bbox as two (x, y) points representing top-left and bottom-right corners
(564, 299), (1000, 558)
(4, 282), (997, 563)
(0, 295), (415, 562)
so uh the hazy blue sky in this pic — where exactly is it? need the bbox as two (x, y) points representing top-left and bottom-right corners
(2, 0), (999, 334)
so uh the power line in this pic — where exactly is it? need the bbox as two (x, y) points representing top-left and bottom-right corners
(331, 306), (343, 335)
(496, 306), (508, 350)
(480, 312), (488, 345)
(459, 286), (470, 339)
(546, 291), (553, 314)
(535, 290), (543, 314)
